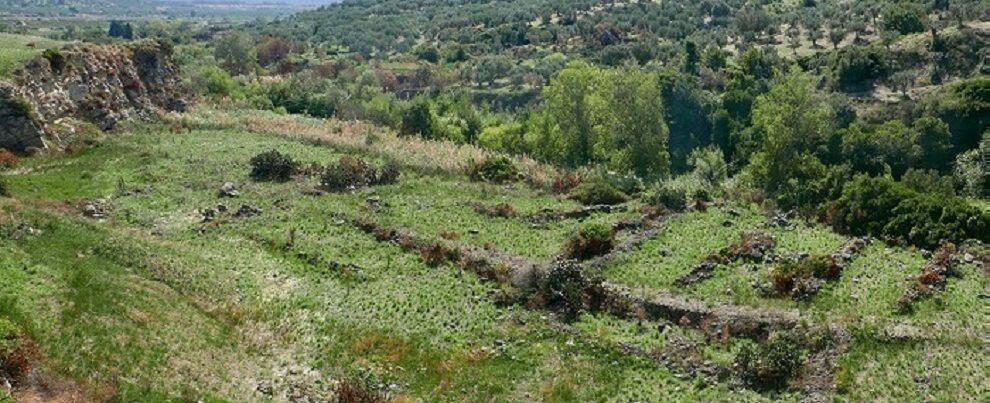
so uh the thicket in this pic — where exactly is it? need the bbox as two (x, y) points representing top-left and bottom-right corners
(829, 176), (989, 249)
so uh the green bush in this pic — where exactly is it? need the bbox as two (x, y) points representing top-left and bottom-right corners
(467, 156), (519, 183)
(830, 176), (989, 248)
(42, 48), (66, 72)
(0, 176), (9, 198)
(568, 181), (628, 206)
(648, 184), (687, 212)
(320, 156), (400, 192)
(250, 149), (298, 182)
(533, 260), (605, 321)
(564, 223), (615, 260)
(196, 66), (237, 97)
(735, 332), (804, 391)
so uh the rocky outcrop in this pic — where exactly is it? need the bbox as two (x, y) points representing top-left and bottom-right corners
(0, 40), (187, 153)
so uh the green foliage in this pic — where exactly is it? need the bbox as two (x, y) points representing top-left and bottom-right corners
(533, 260), (604, 321)
(735, 332), (805, 391)
(541, 62), (671, 177)
(883, 2), (927, 35)
(194, 66), (237, 97)
(0, 176), (9, 198)
(400, 97), (442, 139)
(564, 222), (615, 260)
(467, 156), (519, 184)
(830, 175), (989, 248)
(42, 47), (65, 72)
(320, 155), (399, 192)
(108, 20), (134, 40)
(568, 180), (628, 206)
(214, 32), (257, 75)
(0, 317), (19, 355)
(648, 183), (687, 212)
(249, 149), (298, 182)
(953, 147), (985, 198)
(830, 46), (887, 91)
(748, 69), (834, 208)
(901, 169), (954, 195)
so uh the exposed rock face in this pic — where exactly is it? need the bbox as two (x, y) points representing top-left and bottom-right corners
(0, 40), (187, 153)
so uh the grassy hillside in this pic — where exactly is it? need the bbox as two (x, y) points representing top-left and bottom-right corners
(1, 108), (985, 401)
(0, 33), (65, 77)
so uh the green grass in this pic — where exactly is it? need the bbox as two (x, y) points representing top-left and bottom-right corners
(2, 121), (986, 401)
(0, 33), (65, 77)
(0, 123), (765, 401)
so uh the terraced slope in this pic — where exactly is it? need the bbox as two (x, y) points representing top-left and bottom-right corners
(0, 108), (986, 401)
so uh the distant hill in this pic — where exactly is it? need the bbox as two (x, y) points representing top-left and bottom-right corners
(0, 0), (326, 19)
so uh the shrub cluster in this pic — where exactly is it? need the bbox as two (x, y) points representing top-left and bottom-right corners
(735, 332), (805, 391)
(472, 202), (515, 218)
(564, 223), (615, 260)
(648, 184), (687, 212)
(830, 176), (989, 249)
(467, 156), (519, 183)
(769, 255), (841, 299)
(320, 156), (400, 192)
(568, 180), (628, 206)
(531, 260), (605, 321)
(250, 149), (299, 182)
(0, 177), (9, 198)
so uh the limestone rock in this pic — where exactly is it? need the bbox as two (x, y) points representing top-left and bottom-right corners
(0, 40), (189, 153)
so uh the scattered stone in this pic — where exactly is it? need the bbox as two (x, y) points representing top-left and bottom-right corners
(80, 200), (109, 219)
(234, 204), (262, 218)
(218, 182), (239, 198)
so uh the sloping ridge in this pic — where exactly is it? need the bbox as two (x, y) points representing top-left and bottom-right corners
(0, 39), (188, 153)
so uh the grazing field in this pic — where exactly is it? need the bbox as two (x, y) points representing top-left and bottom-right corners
(0, 33), (65, 77)
(1, 110), (985, 401)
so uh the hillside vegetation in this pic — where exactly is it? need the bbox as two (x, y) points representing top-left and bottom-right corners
(0, 0), (988, 401)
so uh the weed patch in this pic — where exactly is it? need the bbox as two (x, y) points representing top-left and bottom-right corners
(563, 223), (615, 260)
(320, 156), (400, 192)
(676, 231), (776, 286)
(467, 156), (519, 183)
(568, 181), (628, 206)
(897, 243), (959, 313)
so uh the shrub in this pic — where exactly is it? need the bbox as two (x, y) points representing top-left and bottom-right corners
(532, 260), (605, 321)
(735, 332), (804, 391)
(564, 223), (615, 260)
(42, 48), (66, 72)
(195, 66), (237, 97)
(250, 149), (298, 182)
(473, 203), (515, 218)
(375, 161), (401, 186)
(568, 181), (628, 206)
(599, 171), (644, 195)
(0, 150), (18, 170)
(321, 156), (372, 191)
(770, 255), (840, 296)
(467, 156), (519, 183)
(320, 156), (399, 192)
(830, 176), (989, 248)
(649, 184), (687, 212)
(551, 172), (581, 194)
(420, 243), (460, 267)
